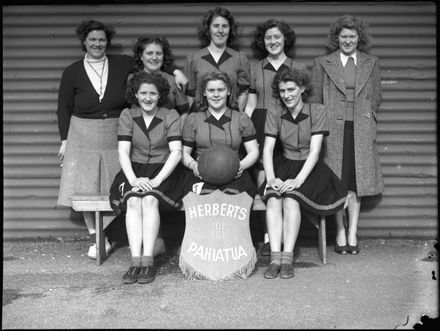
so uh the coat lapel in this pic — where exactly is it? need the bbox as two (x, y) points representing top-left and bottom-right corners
(321, 51), (346, 94)
(355, 52), (375, 98)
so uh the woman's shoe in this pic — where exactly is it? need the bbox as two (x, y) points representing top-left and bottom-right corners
(280, 263), (295, 279)
(122, 266), (141, 284)
(137, 266), (156, 284)
(347, 244), (360, 255)
(264, 263), (281, 279)
(334, 242), (348, 255)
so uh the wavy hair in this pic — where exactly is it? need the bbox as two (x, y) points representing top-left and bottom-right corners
(326, 15), (371, 53)
(272, 66), (312, 103)
(126, 71), (170, 107)
(197, 71), (234, 111)
(75, 20), (116, 52)
(251, 19), (296, 59)
(197, 7), (239, 48)
(132, 36), (175, 73)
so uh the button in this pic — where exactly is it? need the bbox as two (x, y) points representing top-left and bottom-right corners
(102, 113), (108, 118)
(365, 113), (371, 118)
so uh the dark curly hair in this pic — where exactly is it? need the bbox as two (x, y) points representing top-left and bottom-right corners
(126, 71), (170, 107)
(75, 20), (116, 52)
(132, 36), (175, 73)
(251, 19), (296, 60)
(326, 15), (371, 53)
(272, 66), (312, 103)
(197, 71), (234, 111)
(197, 7), (239, 48)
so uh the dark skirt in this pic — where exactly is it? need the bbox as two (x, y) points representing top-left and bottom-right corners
(182, 168), (258, 199)
(109, 162), (183, 215)
(260, 154), (347, 216)
(341, 121), (357, 192)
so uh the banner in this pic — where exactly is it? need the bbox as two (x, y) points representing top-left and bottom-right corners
(179, 190), (256, 281)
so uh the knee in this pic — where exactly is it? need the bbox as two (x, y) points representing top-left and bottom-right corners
(141, 195), (159, 209)
(283, 198), (300, 214)
(126, 197), (141, 210)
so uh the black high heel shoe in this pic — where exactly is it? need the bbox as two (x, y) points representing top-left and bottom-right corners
(334, 242), (348, 255)
(347, 243), (360, 255)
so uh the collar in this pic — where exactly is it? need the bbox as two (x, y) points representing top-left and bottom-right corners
(132, 107), (163, 136)
(263, 58), (290, 73)
(204, 108), (232, 130)
(340, 51), (357, 67)
(201, 48), (232, 68)
(280, 103), (309, 124)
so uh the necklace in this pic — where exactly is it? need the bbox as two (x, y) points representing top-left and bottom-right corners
(86, 58), (106, 100)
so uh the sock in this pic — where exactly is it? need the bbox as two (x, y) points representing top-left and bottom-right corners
(264, 233), (269, 243)
(270, 251), (282, 265)
(281, 251), (294, 265)
(130, 256), (141, 267)
(141, 255), (154, 267)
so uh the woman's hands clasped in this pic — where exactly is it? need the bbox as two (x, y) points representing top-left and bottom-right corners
(268, 177), (303, 193)
(131, 177), (161, 192)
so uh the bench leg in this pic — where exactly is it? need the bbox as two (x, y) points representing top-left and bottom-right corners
(95, 211), (105, 266)
(318, 216), (327, 264)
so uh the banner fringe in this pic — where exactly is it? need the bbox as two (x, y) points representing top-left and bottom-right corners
(179, 249), (257, 281)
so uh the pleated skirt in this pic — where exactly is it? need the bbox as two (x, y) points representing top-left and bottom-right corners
(109, 162), (184, 215)
(57, 116), (120, 207)
(260, 154), (348, 216)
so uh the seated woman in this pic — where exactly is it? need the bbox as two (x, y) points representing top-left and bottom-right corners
(109, 71), (183, 285)
(261, 67), (347, 280)
(181, 71), (258, 198)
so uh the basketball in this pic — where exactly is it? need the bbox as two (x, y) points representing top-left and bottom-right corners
(198, 145), (240, 185)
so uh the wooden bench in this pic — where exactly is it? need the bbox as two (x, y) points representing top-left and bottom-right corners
(71, 193), (327, 266)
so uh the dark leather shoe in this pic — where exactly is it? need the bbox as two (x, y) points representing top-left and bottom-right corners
(280, 263), (295, 279)
(260, 242), (271, 256)
(335, 242), (348, 255)
(137, 266), (156, 284)
(122, 266), (141, 284)
(264, 263), (280, 279)
(347, 244), (360, 255)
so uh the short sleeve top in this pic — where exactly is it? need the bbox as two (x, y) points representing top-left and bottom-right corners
(184, 47), (250, 110)
(249, 57), (308, 110)
(182, 108), (256, 158)
(118, 106), (182, 164)
(265, 102), (329, 160)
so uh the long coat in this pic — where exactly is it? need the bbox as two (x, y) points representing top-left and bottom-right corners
(311, 50), (384, 196)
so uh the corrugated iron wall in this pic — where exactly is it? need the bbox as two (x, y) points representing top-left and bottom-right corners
(3, 2), (437, 239)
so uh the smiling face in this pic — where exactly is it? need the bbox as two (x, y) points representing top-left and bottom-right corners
(209, 16), (230, 48)
(141, 42), (164, 74)
(338, 27), (359, 56)
(204, 79), (229, 113)
(279, 80), (305, 111)
(264, 27), (285, 57)
(135, 83), (160, 113)
(84, 30), (107, 59)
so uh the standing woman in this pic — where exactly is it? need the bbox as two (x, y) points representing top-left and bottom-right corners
(109, 72), (182, 284)
(311, 15), (383, 255)
(181, 71), (258, 198)
(184, 7), (250, 113)
(244, 19), (308, 255)
(56, 20), (186, 260)
(262, 67), (347, 279)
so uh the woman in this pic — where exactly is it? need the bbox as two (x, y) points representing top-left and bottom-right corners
(56, 20), (186, 260)
(311, 15), (383, 255)
(184, 7), (250, 113)
(245, 19), (308, 256)
(261, 67), (347, 279)
(181, 71), (258, 198)
(109, 71), (182, 284)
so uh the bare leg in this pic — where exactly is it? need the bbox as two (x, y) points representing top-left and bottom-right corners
(141, 196), (160, 257)
(83, 211), (96, 234)
(125, 197), (143, 257)
(282, 198), (301, 253)
(266, 197), (283, 252)
(335, 209), (347, 246)
(347, 191), (361, 246)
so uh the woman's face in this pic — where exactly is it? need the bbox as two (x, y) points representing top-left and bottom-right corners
(84, 30), (107, 59)
(338, 27), (359, 56)
(135, 83), (160, 113)
(204, 79), (229, 112)
(279, 80), (305, 111)
(264, 27), (285, 57)
(209, 16), (230, 48)
(141, 43), (164, 73)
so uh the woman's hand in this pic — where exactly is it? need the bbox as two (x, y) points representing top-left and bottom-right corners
(174, 69), (188, 92)
(189, 160), (202, 179)
(279, 178), (303, 193)
(131, 177), (154, 192)
(268, 178), (284, 191)
(234, 164), (244, 178)
(58, 140), (67, 165)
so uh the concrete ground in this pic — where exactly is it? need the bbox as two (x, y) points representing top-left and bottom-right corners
(2, 237), (439, 329)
